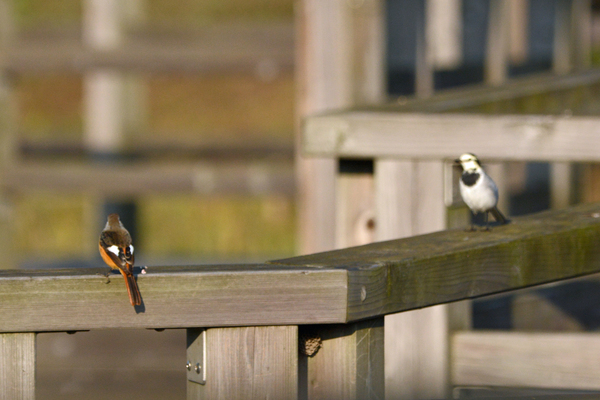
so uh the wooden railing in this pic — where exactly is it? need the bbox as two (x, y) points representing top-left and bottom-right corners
(3, 202), (600, 399)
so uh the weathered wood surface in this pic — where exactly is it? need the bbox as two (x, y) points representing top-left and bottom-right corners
(304, 110), (600, 161)
(453, 331), (600, 390)
(1, 24), (293, 73)
(187, 326), (297, 400)
(3, 203), (600, 331)
(0, 333), (35, 400)
(0, 265), (346, 332)
(300, 319), (384, 400)
(274, 202), (600, 322)
(2, 160), (294, 196)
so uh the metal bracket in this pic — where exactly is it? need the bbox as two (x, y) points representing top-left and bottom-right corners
(186, 328), (206, 385)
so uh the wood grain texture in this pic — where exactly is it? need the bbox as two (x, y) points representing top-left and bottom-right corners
(188, 326), (297, 400)
(336, 173), (375, 248)
(301, 318), (384, 400)
(4, 203), (600, 331)
(0, 333), (35, 400)
(452, 331), (600, 390)
(304, 111), (600, 162)
(273, 201), (600, 322)
(2, 24), (294, 73)
(485, 0), (509, 85)
(3, 160), (294, 196)
(0, 265), (346, 332)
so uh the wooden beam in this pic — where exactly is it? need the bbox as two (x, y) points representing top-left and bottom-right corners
(485, 0), (510, 85)
(300, 318), (384, 400)
(0, 266), (347, 332)
(304, 111), (600, 162)
(0, 333), (35, 400)
(2, 24), (294, 73)
(452, 331), (600, 390)
(3, 203), (600, 331)
(274, 201), (600, 322)
(2, 160), (295, 196)
(187, 326), (297, 400)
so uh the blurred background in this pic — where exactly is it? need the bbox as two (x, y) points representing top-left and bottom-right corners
(3, 0), (600, 399)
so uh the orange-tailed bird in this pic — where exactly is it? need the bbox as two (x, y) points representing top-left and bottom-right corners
(99, 213), (141, 306)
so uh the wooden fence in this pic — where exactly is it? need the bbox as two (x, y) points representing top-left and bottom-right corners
(3, 202), (600, 399)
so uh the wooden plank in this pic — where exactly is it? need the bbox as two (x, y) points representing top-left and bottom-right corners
(273, 201), (600, 322)
(4, 203), (600, 331)
(452, 331), (600, 390)
(374, 159), (414, 240)
(2, 24), (294, 73)
(2, 160), (295, 196)
(572, 0), (592, 69)
(485, 0), (509, 85)
(336, 173), (375, 248)
(304, 111), (600, 162)
(554, 0), (572, 74)
(550, 162), (572, 209)
(0, 265), (347, 332)
(300, 318), (384, 400)
(380, 159), (451, 399)
(415, 1), (433, 98)
(188, 326), (297, 400)
(0, 333), (35, 400)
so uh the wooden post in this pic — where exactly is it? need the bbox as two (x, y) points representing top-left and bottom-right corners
(0, 333), (35, 400)
(187, 326), (297, 400)
(301, 318), (384, 400)
(376, 159), (470, 399)
(0, 0), (16, 269)
(415, 1), (433, 98)
(485, 0), (510, 86)
(296, 0), (385, 254)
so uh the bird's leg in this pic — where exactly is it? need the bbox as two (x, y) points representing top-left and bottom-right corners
(96, 269), (112, 284)
(466, 212), (477, 232)
(483, 211), (491, 231)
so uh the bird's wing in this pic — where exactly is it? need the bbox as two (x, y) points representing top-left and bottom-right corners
(99, 231), (128, 270)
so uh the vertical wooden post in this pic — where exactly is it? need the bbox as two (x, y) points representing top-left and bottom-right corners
(415, 1), (433, 98)
(0, 333), (35, 400)
(301, 318), (384, 400)
(376, 159), (470, 399)
(296, 0), (385, 255)
(0, 0), (16, 270)
(553, 0), (572, 75)
(485, 0), (510, 86)
(187, 326), (298, 400)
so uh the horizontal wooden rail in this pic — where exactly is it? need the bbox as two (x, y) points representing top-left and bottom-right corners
(303, 69), (600, 162)
(2, 202), (600, 332)
(2, 160), (295, 196)
(304, 111), (600, 162)
(1, 24), (293, 73)
(453, 331), (600, 391)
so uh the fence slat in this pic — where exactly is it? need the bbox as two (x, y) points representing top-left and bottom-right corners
(453, 331), (600, 390)
(0, 333), (35, 400)
(187, 326), (297, 400)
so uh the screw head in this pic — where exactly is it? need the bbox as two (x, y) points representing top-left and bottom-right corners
(195, 363), (202, 374)
(186, 361), (192, 371)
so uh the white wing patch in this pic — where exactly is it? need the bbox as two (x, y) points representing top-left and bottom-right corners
(107, 245), (120, 256)
(128, 245), (134, 254)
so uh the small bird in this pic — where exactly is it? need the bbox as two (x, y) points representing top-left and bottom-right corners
(455, 153), (508, 230)
(99, 214), (141, 306)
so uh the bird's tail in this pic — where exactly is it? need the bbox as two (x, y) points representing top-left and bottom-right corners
(122, 271), (142, 306)
(490, 207), (508, 224)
